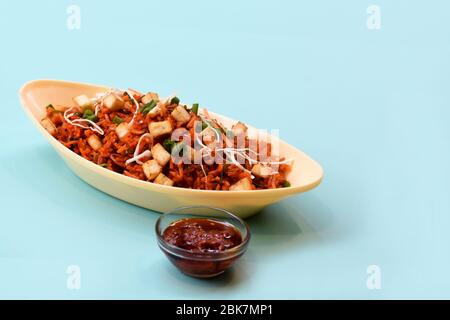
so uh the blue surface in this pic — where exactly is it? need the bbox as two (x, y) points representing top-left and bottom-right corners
(1, 0), (450, 299)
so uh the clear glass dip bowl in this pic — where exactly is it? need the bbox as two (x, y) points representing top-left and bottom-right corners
(155, 206), (250, 278)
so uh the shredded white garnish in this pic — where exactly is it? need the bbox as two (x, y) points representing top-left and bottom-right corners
(63, 107), (104, 135)
(63, 90), (292, 182)
(91, 89), (117, 116)
(125, 150), (151, 166)
(223, 149), (255, 178)
(125, 133), (152, 165)
(195, 114), (294, 179)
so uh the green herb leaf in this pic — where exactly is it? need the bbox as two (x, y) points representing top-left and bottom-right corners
(282, 181), (291, 188)
(163, 139), (177, 152)
(83, 109), (98, 122)
(191, 103), (199, 115)
(170, 97), (180, 105)
(201, 122), (208, 131)
(112, 115), (124, 124)
(140, 100), (157, 115)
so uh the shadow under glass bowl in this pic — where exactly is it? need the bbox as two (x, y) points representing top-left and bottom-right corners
(155, 206), (251, 278)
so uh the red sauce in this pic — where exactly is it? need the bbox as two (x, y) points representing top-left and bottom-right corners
(161, 218), (244, 278)
(163, 218), (243, 253)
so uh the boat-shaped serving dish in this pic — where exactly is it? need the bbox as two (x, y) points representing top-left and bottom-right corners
(19, 79), (323, 218)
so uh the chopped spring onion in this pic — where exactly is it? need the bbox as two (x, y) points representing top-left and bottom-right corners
(201, 122), (208, 131)
(140, 100), (157, 115)
(163, 139), (177, 152)
(282, 181), (291, 188)
(170, 97), (180, 105)
(83, 109), (98, 122)
(191, 103), (199, 115)
(64, 107), (104, 135)
(99, 163), (107, 167)
(112, 115), (124, 124)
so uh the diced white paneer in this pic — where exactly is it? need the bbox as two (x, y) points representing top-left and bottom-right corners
(251, 163), (274, 178)
(229, 178), (253, 191)
(154, 173), (174, 186)
(103, 94), (124, 111)
(73, 94), (93, 110)
(148, 120), (173, 138)
(148, 105), (161, 115)
(151, 143), (171, 166)
(231, 121), (248, 137)
(171, 105), (191, 125)
(41, 118), (56, 135)
(202, 126), (217, 145)
(115, 122), (130, 139)
(87, 135), (103, 151)
(141, 92), (159, 105)
(142, 159), (162, 181)
(54, 105), (68, 112)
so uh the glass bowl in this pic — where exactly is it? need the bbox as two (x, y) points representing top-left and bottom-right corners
(155, 206), (251, 278)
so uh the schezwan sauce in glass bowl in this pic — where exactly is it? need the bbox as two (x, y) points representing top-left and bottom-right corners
(155, 206), (250, 278)
(163, 219), (243, 253)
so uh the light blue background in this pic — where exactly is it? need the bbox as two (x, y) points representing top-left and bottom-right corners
(1, 0), (449, 299)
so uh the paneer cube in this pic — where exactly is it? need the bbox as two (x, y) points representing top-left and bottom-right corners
(231, 121), (248, 137)
(171, 105), (191, 125)
(87, 135), (103, 151)
(103, 94), (124, 111)
(115, 122), (130, 139)
(53, 105), (68, 112)
(142, 159), (162, 181)
(141, 92), (159, 105)
(202, 126), (217, 145)
(73, 94), (93, 110)
(151, 143), (171, 166)
(251, 163), (274, 178)
(154, 173), (174, 186)
(229, 178), (253, 191)
(148, 120), (173, 138)
(41, 118), (56, 135)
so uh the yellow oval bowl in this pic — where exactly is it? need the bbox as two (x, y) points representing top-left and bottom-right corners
(19, 79), (323, 218)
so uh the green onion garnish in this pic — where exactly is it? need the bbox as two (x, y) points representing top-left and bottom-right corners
(99, 163), (107, 168)
(83, 109), (98, 122)
(191, 103), (199, 115)
(201, 122), (208, 131)
(163, 139), (177, 152)
(112, 115), (124, 124)
(140, 100), (157, 115)
(170, 97), (180, 105)
(282, 181), (291, 188)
